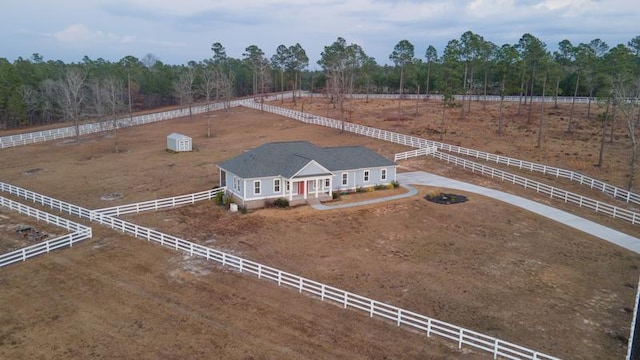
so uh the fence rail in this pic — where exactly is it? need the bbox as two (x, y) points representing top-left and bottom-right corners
(0, 176), (562, 359)
(0, 100), (245, 149)
(394, 146), (438, 161)
(0, 196), (92, 267)
(92, 211), (559, 360)
(94, 187), (226, 216)
(0, 182), (93, 219)
(243, 101), (640, 207)
(430, 151), (640, 225)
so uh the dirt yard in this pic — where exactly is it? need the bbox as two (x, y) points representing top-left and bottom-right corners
(1, 98), (639, 359)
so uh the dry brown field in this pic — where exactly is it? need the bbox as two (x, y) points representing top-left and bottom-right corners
(1, 97), (639, 359)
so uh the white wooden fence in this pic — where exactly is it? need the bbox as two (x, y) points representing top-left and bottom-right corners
(0, 183), (561, 359)
(0, 182), (93, 219)
(0, 100), (245, 149)
(431, 151), (640, 225)
(340, 93), (593, 104)
(242, 101), (640, 207)
(4, 95), (637, 207)
(94, 187), (226, 217)
(394, 146), (438, 161)
(0, 196), (92, 267)
(92, 211), (560, 360)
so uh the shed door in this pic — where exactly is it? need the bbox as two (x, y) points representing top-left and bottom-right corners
(179, 139), (189, 151)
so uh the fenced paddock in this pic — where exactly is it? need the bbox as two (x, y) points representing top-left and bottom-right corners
(0, 183), (561, 359)
(94, 187), (226, 217)
(92, 211), (560, 360)
(430, 151), (640, 226)
(2, 95), (638, 206)
(241, 100), (640, 209)
(0, 196), (92, 267)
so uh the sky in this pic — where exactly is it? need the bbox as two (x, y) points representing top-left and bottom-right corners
(2, 0), (638, 67)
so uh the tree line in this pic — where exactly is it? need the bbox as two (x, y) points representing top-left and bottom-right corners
(0, 31), (638, 132)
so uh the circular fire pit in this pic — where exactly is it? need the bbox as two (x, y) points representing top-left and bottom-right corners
(425, 192), (468, 205)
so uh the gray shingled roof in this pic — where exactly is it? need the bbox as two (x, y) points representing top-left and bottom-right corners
(218, 141), (395, 179)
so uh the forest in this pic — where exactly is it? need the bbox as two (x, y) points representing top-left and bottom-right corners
(0, 31), (638, 130)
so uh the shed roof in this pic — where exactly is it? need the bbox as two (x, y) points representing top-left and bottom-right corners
(167, 132), (191, 140)
(218, 141), (395, 179)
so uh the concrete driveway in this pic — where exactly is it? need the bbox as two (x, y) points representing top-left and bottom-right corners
(397, 171), (640, 254)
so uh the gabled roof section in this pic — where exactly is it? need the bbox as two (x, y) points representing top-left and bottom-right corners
(218, 141), (395, 179)
(167, 132), (190, 140)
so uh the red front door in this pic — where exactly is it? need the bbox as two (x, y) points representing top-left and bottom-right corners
(298, 181), (305, 195)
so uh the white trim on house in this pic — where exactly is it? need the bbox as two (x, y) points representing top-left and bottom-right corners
(273, 178), (281, 193)
(381, 168), (387, 181)
(341, 172), (348, 186)
(254, 180), (261, 195)
(363, 169), (370, 183)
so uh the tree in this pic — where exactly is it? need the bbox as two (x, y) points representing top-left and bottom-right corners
(605, 44), (639, 189)
(318, 37), (349, 116)
(389, 40), (415, 116)
(517, 33), (548, 123)
(101, 75), (125, 152)
(141, 53), (160, 69)
(199, 61), (217, 137)
(424, 45), (438, 97)
(495, 44), (519, 135)
(287, 43), (309, 104)
(55, 66), (87, 141)
(271, 45), (290, 101)
(243, 45), (266, 97)
(173, 65), (195, 119)
(118, 56), (140, 123)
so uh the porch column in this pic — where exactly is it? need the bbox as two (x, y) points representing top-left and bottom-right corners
(303, 180), (308, 200)
(314, 179), (319, 198)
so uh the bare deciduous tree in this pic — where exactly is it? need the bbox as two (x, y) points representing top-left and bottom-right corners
(173, 66), (195, 119)
(102, 76), (125, 152)
(54, 67), (87, 141)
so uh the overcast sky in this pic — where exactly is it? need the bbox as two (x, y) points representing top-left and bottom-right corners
(2, 0), (638, 67)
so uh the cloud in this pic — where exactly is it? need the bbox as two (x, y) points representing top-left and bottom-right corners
(52, 24), (135, 44)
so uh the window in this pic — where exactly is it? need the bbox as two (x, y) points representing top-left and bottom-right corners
(286, 181), (290, 192)
(341, 173), (348, 186)
(254, 180), (261, 195)
(233, 176), (240, 191)
(381, 169), (387, 181)
(274, 179), (281, 193)
(363, 170), (370, 182)
(324, 178), (330, 189)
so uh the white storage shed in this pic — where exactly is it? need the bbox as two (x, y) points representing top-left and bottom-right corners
(167, 133), (192, 152)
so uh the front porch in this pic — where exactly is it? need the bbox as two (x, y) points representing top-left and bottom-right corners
(284, 176), (333, 204)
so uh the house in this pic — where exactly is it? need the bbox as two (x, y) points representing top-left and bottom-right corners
(217, 141), (397, 209)
(167, 133), (192, 152)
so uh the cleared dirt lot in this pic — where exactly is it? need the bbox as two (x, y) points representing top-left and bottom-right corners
(1, 100), (640, 359)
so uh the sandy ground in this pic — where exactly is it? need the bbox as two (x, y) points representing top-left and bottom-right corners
(1, 98), (639, 359)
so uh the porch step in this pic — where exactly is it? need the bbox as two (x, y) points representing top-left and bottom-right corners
(306, 198), (321, 205)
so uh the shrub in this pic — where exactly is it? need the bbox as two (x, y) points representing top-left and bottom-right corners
(273, 198), (289, 208)
(214, 191), (225, 205)
(356, 186), (367, 193)
(332, 191), (340, 200)
(391, 180), (400, 188)
(373, 184), (388, 191)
